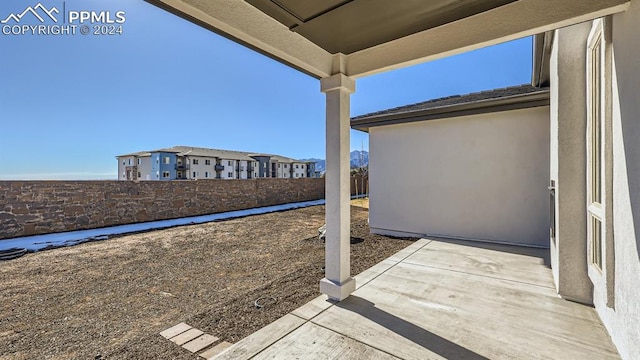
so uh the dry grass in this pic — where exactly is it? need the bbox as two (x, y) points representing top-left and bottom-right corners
(350, 197), (369, 209)
(0, 204), (413, 359)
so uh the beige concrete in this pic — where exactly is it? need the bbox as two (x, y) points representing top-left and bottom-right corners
(369, 107), (550, 247)
(183, 334), (219, 353)
(319, 74), (356, 301)
(159, 322), (191, 339)
(212, 239), (619, 360)
(200, 341), (233, 359)
(291, 295), (334, 321)
(549, 22), (594, 304)
(252, 322), (398, 360)
(214, 314), (305, 360)
(171, 328), (204, 346)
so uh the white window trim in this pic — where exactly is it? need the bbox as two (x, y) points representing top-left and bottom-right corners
(586, 18), (615, 308)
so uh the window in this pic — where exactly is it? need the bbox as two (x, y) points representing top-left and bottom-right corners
(254, 172), (257, 178)
(192, 171), (197, 178)
(163, 156), (170, 164)
(205, 172), (210, 178)
(228, 172), (233, 178)
(137, 172), (141, 178)
(205, 159), (211, 165)
(278, 164), (281, 168)
(193, 159), (199, 165)
(228, 160), (232, 166)
(162, 171), (170, 178)
(296, 164), (299, 169)
(128, 159), (132, 165)
(137, 158), (141, 165)
(122, 161), (125, 165)
(587, 20), (605, 271)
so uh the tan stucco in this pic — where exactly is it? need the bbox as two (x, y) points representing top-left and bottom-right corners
(595, 3), (640, 358)
(368, 107), (550, 247)
(548, 22), (594, 304)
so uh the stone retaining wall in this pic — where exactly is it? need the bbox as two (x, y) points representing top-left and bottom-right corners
(0, 178), (325, 240)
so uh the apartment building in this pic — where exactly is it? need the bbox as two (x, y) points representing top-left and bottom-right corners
(116, 146), (316, 181)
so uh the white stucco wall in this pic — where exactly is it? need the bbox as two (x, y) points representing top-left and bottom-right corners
(597, 3), (640, 359)
(369, 106), (550, 247)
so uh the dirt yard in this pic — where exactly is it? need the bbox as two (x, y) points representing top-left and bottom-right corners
(0, 202), (416, 359)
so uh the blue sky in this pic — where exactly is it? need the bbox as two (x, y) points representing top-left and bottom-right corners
(0, 0), (532, 180)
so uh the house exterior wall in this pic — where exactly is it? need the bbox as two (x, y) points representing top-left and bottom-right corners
(368, 106), (550, 246)
(597, 4), (640, 359)
(221, 159), (235, 179)
(549, 22), (594, 304)
(550, 6), (640, 358)
(137, 157), (152, 180)
(292, 163), (307, 178)
(117, 156), (135, 180)
(151, 152), (177, 181)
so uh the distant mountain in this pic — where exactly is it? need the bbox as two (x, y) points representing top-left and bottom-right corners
(350, 150), (369, 168)
(301, 150), (368, 173)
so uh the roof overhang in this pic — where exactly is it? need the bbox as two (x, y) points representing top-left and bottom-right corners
(145, 0), (629, 79)
(532, 31), (555, 87)
(351, 87), (550, 132)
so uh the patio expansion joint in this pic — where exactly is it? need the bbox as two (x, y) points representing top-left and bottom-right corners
(353, 239), (434, 291)
(308, 319), (407, 360)
(401, 259), (556, 290)
(247, 315), (309, 359)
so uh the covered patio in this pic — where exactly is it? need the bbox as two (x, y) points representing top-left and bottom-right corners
(213, 238), (619, 359)
(146, 0), (630, 301)
(145, 0), (631, 358)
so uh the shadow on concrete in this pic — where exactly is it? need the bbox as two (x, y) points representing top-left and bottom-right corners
(337, 295), (489, 360)
(425, 236), (552, 268)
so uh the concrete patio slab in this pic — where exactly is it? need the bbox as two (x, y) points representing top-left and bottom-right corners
(403, 239), (554, 288)
(200, 341), (234, 359)
(252, 322), (399, 360)
(210, 238), (619, 360)
(291, 295), (334, 320)
(214, 314), (306, 360)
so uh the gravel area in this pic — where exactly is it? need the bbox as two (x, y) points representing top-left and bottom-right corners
(0, 203), (416, 359)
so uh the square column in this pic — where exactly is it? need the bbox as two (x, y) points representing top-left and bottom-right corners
(319, 73), (356, 301)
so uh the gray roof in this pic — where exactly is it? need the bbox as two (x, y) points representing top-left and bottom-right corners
(117, 146), (311, 163)
(351, 84), (550, 132)
(116, 151), (151, 158)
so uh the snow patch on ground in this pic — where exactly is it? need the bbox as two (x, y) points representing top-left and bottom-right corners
(0, 199), (326, 252)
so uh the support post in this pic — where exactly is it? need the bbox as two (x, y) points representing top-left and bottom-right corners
(319, 73), (356, 301)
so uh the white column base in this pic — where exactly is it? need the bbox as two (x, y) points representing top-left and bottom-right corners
(320, 277), (356, 301)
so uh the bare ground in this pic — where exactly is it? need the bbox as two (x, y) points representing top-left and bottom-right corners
(0, 203), (416, 359)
